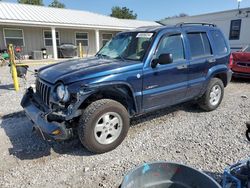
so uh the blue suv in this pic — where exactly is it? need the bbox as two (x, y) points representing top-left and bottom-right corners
(21, 23), (232, 153)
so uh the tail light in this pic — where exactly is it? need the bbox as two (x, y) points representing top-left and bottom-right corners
(229, 53), (234, 68)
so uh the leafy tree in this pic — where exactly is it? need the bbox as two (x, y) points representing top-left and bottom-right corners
(18, 0), (44, 6)
(49, 0), (65, 8)
(110, 6), (137, 19)
(165, 13), (189, 19)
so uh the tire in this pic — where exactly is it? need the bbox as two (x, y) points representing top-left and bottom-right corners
(198, 78), (224, 111)
(78, 99), (130, 154)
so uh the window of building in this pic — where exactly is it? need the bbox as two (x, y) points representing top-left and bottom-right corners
(4, 28), (24, 46)
(44, 30), (60, 47)
(211, 30), (229, 55)
(187, 32), (212, 58)
(75, 32), (88, 46)
(229, 19), (241, 40)
(156, 34), (185, 61)
(102, 33), (113, 46)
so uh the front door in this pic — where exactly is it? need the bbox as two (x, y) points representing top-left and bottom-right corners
(142, 33), (189, 111)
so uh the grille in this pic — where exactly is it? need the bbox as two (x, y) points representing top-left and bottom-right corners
(237, 62), (250, 68)
(36, 79), (51, 106)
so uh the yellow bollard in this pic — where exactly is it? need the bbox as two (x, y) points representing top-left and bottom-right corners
(79, 43), (83, 58)
(79, 42), (84, 58)
(8, 44), (19, 91)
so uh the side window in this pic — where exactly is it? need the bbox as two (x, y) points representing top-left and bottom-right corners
(4, 28), (24, 47)
(102, 33), (112, 47)
(75, 32), (88, 46)
(187, 32), (212, 58)
(210, 30), (229, 55)
(229, 19), (241, 40)
(156, 34), (185, 62)
(44, 31), (60, 46)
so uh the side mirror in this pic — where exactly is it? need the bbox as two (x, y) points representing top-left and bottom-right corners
(151, 53), (173, 68)
(158, 53), (173, 65)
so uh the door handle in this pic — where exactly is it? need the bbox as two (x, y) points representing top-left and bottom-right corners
(177, 64), (188, 70)
(207, 58), (216, 63)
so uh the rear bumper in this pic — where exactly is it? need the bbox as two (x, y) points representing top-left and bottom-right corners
(21, 88), (73, 141)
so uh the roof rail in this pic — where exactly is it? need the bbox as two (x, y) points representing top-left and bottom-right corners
(175, 22), (217, 27)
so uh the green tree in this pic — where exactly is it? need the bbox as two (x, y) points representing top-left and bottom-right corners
(49, 0), (65, 8)
(18, 0), (44, 6)
(165, 13), (189, 19)
(110, 6), (137, 19)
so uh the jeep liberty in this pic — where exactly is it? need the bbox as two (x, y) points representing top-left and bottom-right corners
(21, 23), (232, 153)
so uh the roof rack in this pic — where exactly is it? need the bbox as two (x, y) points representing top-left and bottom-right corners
(175, 22), (217, 27)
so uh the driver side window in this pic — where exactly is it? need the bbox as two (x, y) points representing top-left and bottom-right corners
(156, 34), (185, 62)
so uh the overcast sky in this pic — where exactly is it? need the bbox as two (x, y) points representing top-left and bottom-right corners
(3, 0), (250, 21)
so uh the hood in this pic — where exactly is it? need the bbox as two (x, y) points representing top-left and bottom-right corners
(38, 57), (142, 84)
(232, 52), (250, 62)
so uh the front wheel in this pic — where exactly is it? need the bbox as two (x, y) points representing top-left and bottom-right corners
(198, 78), (224, 111)
(78, 99), (130, 154)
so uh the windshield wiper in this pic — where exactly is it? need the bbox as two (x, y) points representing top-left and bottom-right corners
(96, 54), (110, 59)
(115, 55), (126, 61)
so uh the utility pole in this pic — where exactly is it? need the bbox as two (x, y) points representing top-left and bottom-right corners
(238, 0), (242, 10)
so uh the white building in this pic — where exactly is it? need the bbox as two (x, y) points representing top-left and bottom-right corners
(0, 2), (159, 59)
(161, 8), (250, 51)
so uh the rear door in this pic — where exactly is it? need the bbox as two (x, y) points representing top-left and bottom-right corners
(184, 31), (214, 98)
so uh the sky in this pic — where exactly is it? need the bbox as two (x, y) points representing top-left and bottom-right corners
(3, 0), (250, 21)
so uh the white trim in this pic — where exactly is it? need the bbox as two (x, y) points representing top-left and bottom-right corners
(101, 33), (113, 46)
(95, 29), (100, 52)
(75, 31), (89, 47)
(43, 30), (60, 47)
(51, 27), (58, 60)
(0, 20), (132, 31)
(3, 28), (25, 47)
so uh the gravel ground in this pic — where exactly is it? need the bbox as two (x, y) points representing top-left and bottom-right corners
(0, 65), (250, 188)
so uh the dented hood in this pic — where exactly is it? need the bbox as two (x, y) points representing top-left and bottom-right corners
(38, 57), (140, 84)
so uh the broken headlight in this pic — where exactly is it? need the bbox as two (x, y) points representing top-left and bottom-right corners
(56, 83), (70, 103)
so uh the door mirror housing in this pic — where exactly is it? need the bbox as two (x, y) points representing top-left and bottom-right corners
(158, 53), (173, 65)
(151, 53), (173, 68)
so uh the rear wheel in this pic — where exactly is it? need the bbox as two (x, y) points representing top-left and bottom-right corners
(198, 78), (224, 111)
(78, 99), (129, 154)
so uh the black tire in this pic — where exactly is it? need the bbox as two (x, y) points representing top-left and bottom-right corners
(198, 78), (224, 111)
(78, 99), (129, 154)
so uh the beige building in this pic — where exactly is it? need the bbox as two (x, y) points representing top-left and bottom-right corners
(0, 2), (159, 59)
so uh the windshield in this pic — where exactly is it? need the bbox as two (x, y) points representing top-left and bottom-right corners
(97, 32), (154, 61)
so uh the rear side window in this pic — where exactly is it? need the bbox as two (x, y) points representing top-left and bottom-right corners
(187, 32), (212, 58)
(210, 30), (229, 55)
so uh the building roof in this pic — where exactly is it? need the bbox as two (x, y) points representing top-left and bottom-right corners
(160, 7), (250, 25)
(0, 2), (159, 30)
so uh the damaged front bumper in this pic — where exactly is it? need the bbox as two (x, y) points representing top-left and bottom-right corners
(21, 87), (74, 141)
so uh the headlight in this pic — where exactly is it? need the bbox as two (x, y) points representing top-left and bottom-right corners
(56, 84), (70, 102)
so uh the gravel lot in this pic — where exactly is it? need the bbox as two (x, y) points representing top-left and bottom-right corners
(0, 65), (250, 188)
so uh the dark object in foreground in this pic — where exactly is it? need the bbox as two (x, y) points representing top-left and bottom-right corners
(223, 158), (250, 188)
(246, 121), (250, 141)
(58, 43), (77, 58)
(16, 65), (28, 78)
(120, 162), (221, 188)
